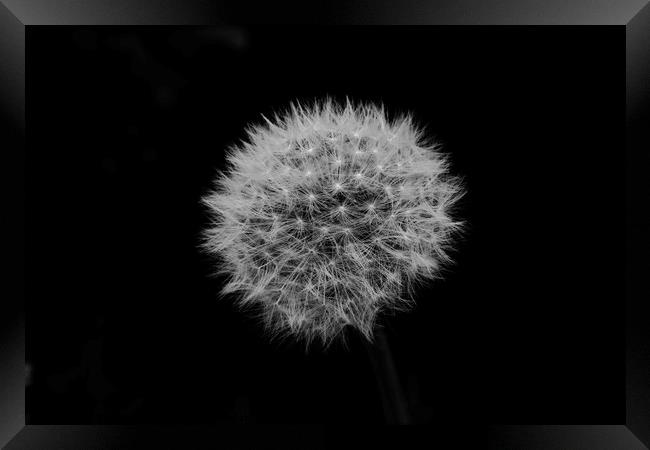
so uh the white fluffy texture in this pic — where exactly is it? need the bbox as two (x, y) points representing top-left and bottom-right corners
(202, 99), (464, 347)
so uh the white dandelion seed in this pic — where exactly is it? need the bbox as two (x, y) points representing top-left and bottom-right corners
(201, 98), (465, 347)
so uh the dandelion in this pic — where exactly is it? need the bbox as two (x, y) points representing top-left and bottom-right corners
(201, 98), (464, 347)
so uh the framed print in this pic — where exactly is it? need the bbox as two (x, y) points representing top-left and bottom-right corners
(1, 1), (649, 448)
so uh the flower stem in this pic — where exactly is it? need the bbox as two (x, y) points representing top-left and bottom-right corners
(361, 325), (412, 425)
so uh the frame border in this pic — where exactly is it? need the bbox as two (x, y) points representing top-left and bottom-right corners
(1, 1), (648, 448)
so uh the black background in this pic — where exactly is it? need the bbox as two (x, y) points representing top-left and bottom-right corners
(26, 26), (624, 424)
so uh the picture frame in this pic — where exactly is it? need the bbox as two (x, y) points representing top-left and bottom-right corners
(1, 1), (648, 448)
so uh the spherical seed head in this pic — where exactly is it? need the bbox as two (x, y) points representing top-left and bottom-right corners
(202, 98), (464, 348)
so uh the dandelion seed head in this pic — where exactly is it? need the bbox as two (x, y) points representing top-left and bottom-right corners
(202, 98), (464, 348)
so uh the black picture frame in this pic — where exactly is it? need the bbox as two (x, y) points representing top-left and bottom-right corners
(1, 1), (648, 448)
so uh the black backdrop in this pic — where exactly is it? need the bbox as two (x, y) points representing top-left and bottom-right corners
(26, 26), (624, 424)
